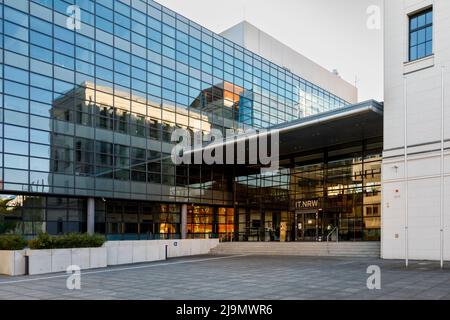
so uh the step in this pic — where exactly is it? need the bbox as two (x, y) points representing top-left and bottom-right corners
(209, 242), (381, 258)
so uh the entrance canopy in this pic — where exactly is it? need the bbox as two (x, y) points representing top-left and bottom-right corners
(274, 100), (383, 158)
(177, 100), (383, 173)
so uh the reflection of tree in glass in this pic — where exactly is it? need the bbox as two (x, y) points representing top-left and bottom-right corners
(0, 197), (21, 234)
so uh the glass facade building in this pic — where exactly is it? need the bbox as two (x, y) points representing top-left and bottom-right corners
(0, 0), (381, 241)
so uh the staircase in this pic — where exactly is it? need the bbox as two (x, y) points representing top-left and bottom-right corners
(210, 242), (381, 258)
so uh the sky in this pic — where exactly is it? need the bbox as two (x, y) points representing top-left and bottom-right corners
(156, 0), (384, 102)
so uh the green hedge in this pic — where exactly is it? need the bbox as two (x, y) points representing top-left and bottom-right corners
(0, 233), (106, 250)
(28, 233), (106, 250)
(0, 234), (28, 250)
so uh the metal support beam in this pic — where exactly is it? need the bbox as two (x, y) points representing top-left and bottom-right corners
(87, 198), (95, 235)
(181, 204), (188, 239)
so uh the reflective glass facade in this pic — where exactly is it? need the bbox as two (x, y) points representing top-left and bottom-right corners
(234, 140), (382, 242)
(0, 0), (380, 241)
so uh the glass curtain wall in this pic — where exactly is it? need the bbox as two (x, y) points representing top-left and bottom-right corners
(234, 140), (382, 241)
(0, 194), (86, 239)
(1, 0), (380, 240)
(0, 0), (349, 207)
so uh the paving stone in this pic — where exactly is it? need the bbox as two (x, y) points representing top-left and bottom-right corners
(1, 255), (450, 300)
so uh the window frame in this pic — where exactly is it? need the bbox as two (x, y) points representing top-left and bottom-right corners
(408, 7), (433, 62)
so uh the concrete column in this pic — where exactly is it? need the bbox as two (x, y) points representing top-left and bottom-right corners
(87, 198), (95, 235)
(181, 204), (188, 239)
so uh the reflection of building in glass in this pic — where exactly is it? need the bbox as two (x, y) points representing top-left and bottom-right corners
(190, 82), (254, 128)
(47, 81), (218, 238)
(0, 0), (381, 242)
(50, 81), (212, 181)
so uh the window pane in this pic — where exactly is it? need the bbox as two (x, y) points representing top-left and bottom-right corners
(410, 17), (418, 30)
(426, 11), (433, 24)
(4, 169), (28, 184)
(4, 7), (29, 27)
(4, 36), (29, 55)
(4, 95), (29, 112)
(5, 154), (29, 170)
(410, 46), (417, 61)
(425, 41), (432, 56)
(5, 139), (29, 155)
(417, 43), (425, 58)
(31, 45), (53, 63)
(417, 29), (426, 44)
(410, 32), (417, 46)
(5, 22), (29, 41)
(4, 110), (29, 127)
(5, 66), (29, 85)
(5, 81), (29, 99)
(4, 125), (29, 140)
(30, 31), (53, 48)
(426, 26), (432, 41)
(30, 17), (52, 35)
(417, 14), (426, 28)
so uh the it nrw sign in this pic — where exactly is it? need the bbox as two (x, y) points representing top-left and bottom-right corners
(296, 199), (320, 209)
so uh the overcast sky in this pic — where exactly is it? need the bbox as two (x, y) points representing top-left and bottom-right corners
(156, 0), (384, 102)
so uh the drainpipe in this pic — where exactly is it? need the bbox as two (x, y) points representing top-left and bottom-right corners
(404, 76), (409, 268)
(440, 66), (445, 269)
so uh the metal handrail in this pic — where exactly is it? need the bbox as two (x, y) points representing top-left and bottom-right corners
(326, 227), (339, 243)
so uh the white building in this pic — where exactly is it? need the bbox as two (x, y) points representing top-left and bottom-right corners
(220, 21), (358, 104)
(382, 0), (450, 262)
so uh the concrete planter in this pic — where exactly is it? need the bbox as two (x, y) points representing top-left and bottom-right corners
(0, 250), (26, 276)
(104, 239), (220, 266)
(51, 249), (71, 273)
(105, 241), (166, 266)
(90, 247), (108, 269)
(1, 239), (219, 276)
(27, 249), (52, 275)
(26, 247), (107, 275)
(72, 248), (90, 270)
(163, 239), (220, 258)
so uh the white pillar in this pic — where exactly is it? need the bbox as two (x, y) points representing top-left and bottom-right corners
(181, 204), (188, 239)
(87, 198), (95, 235)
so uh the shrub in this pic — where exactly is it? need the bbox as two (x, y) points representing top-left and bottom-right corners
(28, 233), (105, 250)
(0, 234), (27, 250)
(28, 233), (55, 249)
(55, 233), (105, 248)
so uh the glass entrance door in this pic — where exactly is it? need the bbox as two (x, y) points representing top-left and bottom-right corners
(297, 211), (318, 241)
(296, 211), (339, 241)
(322, 212), (339, 241)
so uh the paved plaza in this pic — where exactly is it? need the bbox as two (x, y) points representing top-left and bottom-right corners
(0, 255), (449, 300)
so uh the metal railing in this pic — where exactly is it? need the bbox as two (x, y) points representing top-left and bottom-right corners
(326, 227), (339, 243)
